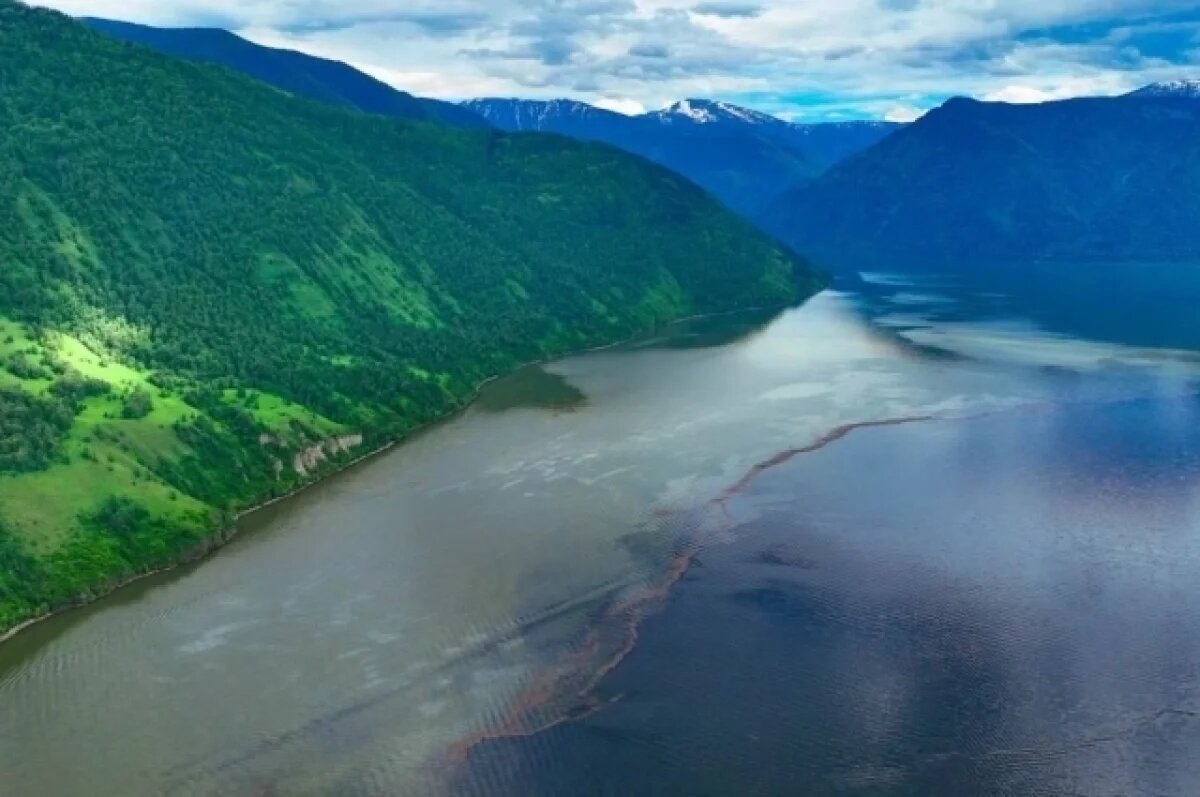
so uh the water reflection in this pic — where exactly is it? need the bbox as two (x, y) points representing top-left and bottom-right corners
(473, 365), (587, 414)
(856, 262), (1200, 352)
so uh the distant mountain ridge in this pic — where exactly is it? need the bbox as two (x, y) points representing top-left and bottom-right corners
(647, 99), (901, 167)
(765, 85), (1200, 271)
(464, 97), (902, 219)
(649, 99), (779, 127)
(84, 18), (489, 128)
(1128, 79), (1200, 98)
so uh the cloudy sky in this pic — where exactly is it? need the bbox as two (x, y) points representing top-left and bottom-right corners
(35, 0), (1200, 121)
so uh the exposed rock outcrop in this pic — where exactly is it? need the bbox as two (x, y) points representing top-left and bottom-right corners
(292, 434), (363, 477)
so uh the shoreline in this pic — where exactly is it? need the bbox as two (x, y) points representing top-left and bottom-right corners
(0, 300), (801, 648)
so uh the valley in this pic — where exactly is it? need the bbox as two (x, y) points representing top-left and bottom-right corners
(3, 2), (1200, 795)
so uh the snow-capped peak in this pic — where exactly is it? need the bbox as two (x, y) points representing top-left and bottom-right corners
(666, 99), (717, 123)
(657, 99), (780, 126)
(1130, 79), (1200, 98)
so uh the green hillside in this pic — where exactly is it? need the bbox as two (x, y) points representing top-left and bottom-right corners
(0, 2), (824, 633)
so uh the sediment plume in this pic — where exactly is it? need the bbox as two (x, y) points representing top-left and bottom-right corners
(449, 414), (937, 766)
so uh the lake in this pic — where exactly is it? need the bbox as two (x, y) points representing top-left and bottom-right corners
(2, 275), (1199, 795)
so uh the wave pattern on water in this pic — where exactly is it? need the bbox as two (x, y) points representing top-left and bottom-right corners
(453, 414), (944, 777)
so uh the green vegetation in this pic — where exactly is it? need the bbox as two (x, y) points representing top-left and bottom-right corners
(121, 389), (153, 420)
(0, 1), (824, 634)
(0, 389), (74, 473)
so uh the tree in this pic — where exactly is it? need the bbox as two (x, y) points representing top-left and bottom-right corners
(121, 388), (153, 419)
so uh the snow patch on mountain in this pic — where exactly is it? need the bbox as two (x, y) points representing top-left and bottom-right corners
(656, 99), (779, 126)
(461, 98), (613, 131)
(665, 99), (716, 123)
(1130, 79), (1200, 98)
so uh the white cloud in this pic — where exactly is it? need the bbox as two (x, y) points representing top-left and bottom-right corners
(33, 1), (1200, 120)
(884, 104), (926, 123)
(593, 97), (648, 115)
(984, 85), (1059, 103)
(983, 76), (1133, 104)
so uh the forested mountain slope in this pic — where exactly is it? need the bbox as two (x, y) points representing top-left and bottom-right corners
(464, 98), (900, 219)
(764, 91), (1200, 271)
(0, 1), (824, 633)
(84, 17), (489, 128)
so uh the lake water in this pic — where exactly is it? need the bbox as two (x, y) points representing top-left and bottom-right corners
(2, 276), (1199, 795)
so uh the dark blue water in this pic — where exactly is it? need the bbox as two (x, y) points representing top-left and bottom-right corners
(461, 283), (1200, 796)
(855, 262), (1200, 352)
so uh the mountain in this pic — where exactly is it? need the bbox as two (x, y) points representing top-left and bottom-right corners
(782, 120), (911, 170)
(464, 98), (819, 218)
(764, 89), (1200, 272)
(463, 97), (901, 219)
(646, 100), (902, 170)
(465, 98), (636, 141)
(0, 1), (824, 633)
(84, 17), (489, 129)
(1128, 79), (1200, 99)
